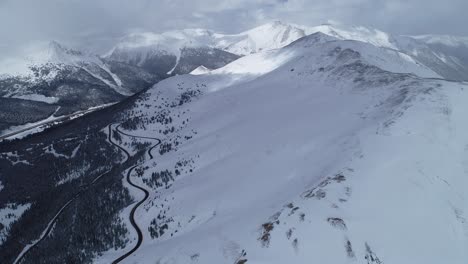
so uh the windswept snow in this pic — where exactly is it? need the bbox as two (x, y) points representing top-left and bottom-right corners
(306, 23), (398, 49)
(412, 35), (468, 47)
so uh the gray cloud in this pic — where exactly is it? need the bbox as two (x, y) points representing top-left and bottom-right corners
(0, 0), (467, 57)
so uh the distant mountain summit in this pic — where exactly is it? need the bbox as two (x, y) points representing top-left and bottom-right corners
(107, 21), (468, 81)
(212, 20), (309, 55)
(0, 41), (158, 133)
(105, 30), (240, 76)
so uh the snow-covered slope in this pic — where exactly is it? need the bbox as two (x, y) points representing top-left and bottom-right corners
(94, 32), (468, 264)
(190, 65), (211, 75)
(213, 21), (308, 55)
(306, 23), (468, 81)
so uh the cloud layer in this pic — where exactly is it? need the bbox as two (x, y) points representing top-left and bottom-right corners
(1, 0), (467, 56)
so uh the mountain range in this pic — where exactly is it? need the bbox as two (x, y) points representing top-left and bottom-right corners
(1, 21), (468, 264)
(2, 21), (468, 136)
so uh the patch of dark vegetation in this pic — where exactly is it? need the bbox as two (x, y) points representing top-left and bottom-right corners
(332, 173), (346, 183)
(327, 217), (347, 230)
(302, 188), (326, 199)
(285, 203), (300, 216)
(148, 214), (175, 239)
(190, 253), (200, 261)
(260, 222), (275, 247)
(171, 89), (202, 107)
(143, 170), (174, 189)
(365, 243), (383, 264)
(258, 212), (281, 247)
(301, 171), (349, 200)
(292, 238), (299, 251)
(234, 249), (248, 264)
(159, 142), (173, 155)
(286, 228), (294, 240)
(0, 97), (57, 130)
(345, 239), (356, 259)
(299, 213), (305, 222)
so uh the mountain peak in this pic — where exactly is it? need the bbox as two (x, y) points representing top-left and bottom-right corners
(0, 41), (98, 76)
(47, 41), (85, 59)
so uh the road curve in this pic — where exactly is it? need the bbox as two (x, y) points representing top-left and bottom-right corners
(110, 124), (160, 264)
(115, 125), (160, 159)
(12, 124), (116, 264)
(12, 123), (159, 264)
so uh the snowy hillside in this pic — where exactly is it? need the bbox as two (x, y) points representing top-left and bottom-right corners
(92, 32), (468, 264)
(190, 65), (211, 75)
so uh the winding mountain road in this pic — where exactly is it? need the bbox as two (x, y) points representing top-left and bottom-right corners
(109, 124), (160, 264)
(13, 123), (159, 264)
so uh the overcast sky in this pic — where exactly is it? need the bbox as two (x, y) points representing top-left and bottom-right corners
(1, 0), (467, 56)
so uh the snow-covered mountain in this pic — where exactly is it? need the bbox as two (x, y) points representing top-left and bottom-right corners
(212, 21), (309, 55)
(0, 41), (158, 134)
(105, 30), (240, 76)
(89, 32), (468, 264)
(286, 23), (468, 81)
(3, 21), (468, 264)
(0, 41), (157, 96)
(107, 21), (468, 82)
(409, 35), (468, 80)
